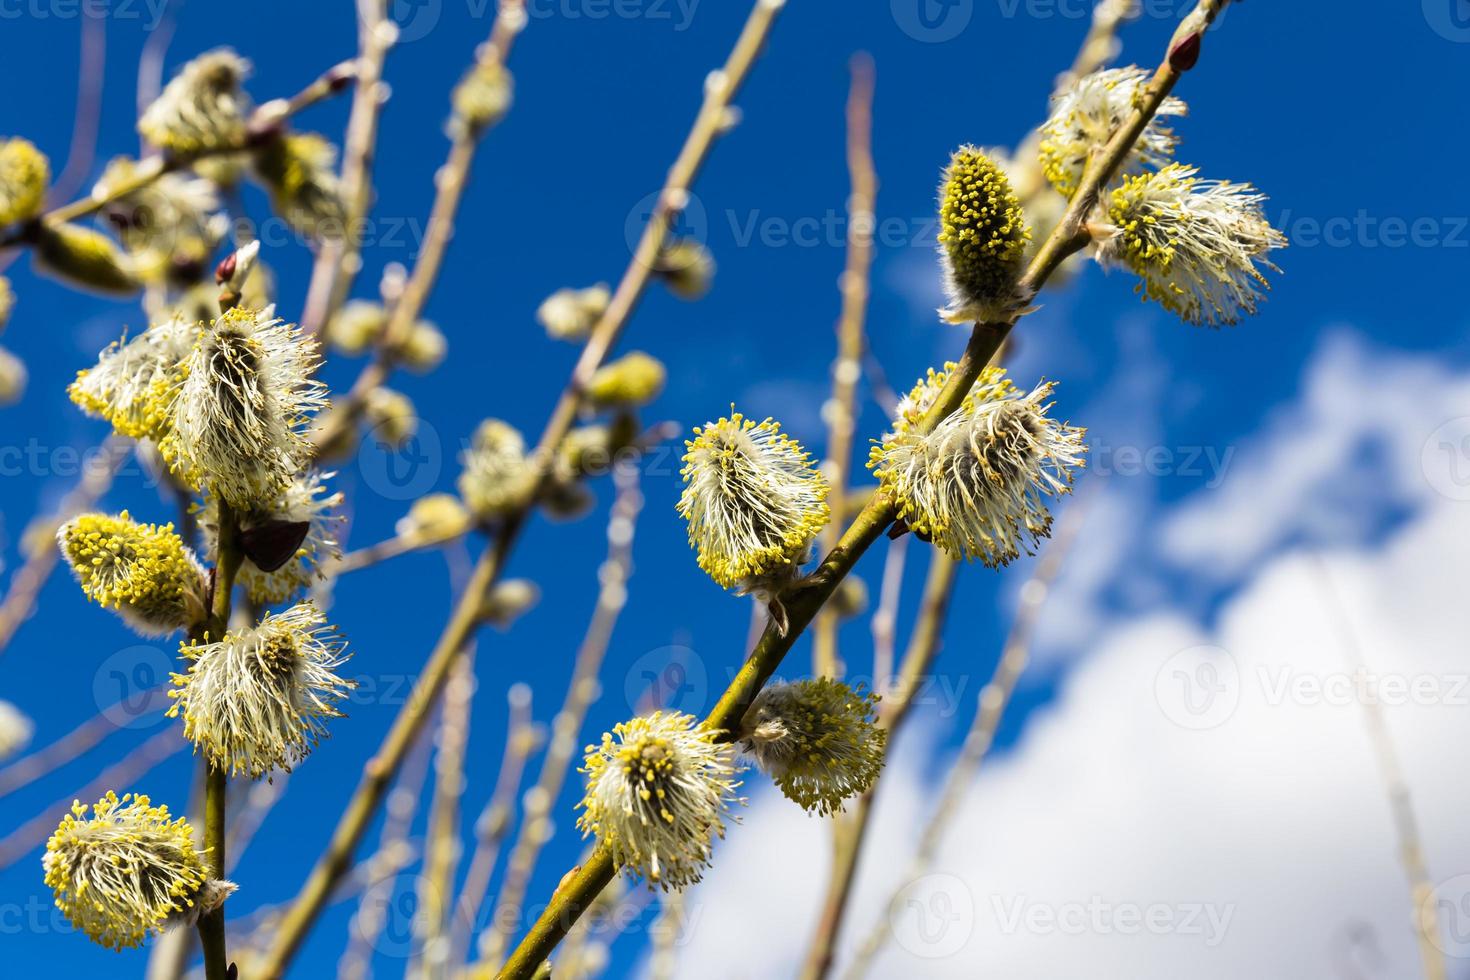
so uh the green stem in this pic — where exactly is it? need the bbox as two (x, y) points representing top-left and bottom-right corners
(197, 764), (229, 980)
(196, 499), (243, 980)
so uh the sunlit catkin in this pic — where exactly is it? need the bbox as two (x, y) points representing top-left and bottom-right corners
(677, 411), (829, 594)
(870, 367), (1087, 567)
(57, 512), (206, 635)
(169, 601), (353, 779)
(43, 791), (231, 950)
(577, 711), (739, 891)
(740, 678), (885, 816)
(937, 147), (1031, 323)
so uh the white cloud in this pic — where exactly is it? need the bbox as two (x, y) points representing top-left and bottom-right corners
(665, 337), (1470, 980)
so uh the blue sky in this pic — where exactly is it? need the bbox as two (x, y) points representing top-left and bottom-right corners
(1, 1), (1468, 977)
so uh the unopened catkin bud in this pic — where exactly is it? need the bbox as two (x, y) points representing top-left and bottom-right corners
(0, 276), (14, 332)
(654, 238), (715, 300)
(325, 300), (389, 355)
(537, 284), (610, 341)
(479, 578), (540, 628)
(396, 493), (471, 538)
(363, 387), (418, 448)
(138, 49), (252, 155)
(586, 351), (665, 409)
(399, 319), (447, 372)
(451, 59), (513, 134)
(251, 133), (346, 240)
(33, 223), (141, 295)
(937, 146), (1030, 323)
(0, 347), (26, 405)
(0, 137), (49, 226)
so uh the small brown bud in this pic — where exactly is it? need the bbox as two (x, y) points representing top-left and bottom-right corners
(1169, 31), (1202, 72)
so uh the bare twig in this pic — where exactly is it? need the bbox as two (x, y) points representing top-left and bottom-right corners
(476, 466), (645, 967)
(813, 53), (878, 679)
(255, 5), (785, 972)
(496, 4), (1232, 974)
(1311, 556), (1447, 980)
(0, 728), (183, 869)
(448, 684), (541, 969)
(842, 500), (1086, 978)
(302, 0), (398, 337)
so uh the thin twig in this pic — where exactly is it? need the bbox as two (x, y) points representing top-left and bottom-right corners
(802, 553), (958, 980)
(1311, 556), (1447, 980)
(475, 466), (644, 967)
(302, 0), (398, 337)
(255, 4), (785, 973)
(869, 534), (908, 698)
(335, 700), (440, 980)
(408, 648), (478, 978)
(0, 727), (183, 869)
(0, 61), (356, 250)
(448, 685), (541, 969)
(309, 0), (528, 446)
(0, 682), (169, 799)
(842, 499), (1085, 979)
(813, 53), (878, 679)
(495, 4), (1232, 974)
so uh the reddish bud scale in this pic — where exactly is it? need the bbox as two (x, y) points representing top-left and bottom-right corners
(1169, 31), (1202, 72)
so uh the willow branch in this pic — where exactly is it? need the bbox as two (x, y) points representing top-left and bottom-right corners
(195, 499), (244, 980)
(476, 466), (644, 967)
(310, 0), (527, 447)
(813, 53), (878, 679)
(843, 501), (1085, 978)
(1311, 556), (1447, 980)
(302, 0), (398, 337)
(0, 61), (356, 250)
(495, 4), (1231, 975)
(255, 6), (785, 974)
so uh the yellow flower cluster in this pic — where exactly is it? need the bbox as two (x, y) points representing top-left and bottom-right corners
(741, 678), (886, 816)
(578, 711), (739, 891)
(0, 137), (49, 226)
(937, 146), (1030, 323)
(43, 792), (209, 950)
(57, 512), (205, 636)
(678, 412), (829, 592)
